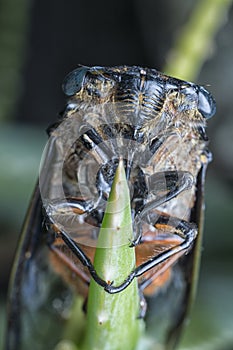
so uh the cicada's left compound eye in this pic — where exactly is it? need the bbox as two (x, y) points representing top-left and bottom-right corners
(62, 66), (90, 96)
(197, 86), (216, 119)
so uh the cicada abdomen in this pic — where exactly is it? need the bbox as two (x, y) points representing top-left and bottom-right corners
(5, 65), (215, 350)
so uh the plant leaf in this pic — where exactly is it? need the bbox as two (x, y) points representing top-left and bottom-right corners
(82, 159), (143, 350)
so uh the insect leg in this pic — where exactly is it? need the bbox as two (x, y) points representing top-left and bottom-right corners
(59, 226), (136, 293)
(47, 212), (113, 291)
(46, 202), (136, 293)
(46, 197), (96, 215)
(138, 215), (197, 292)
(132, 170), (194, 245)
(105, 217), (197, 294)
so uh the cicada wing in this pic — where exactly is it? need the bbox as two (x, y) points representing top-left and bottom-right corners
(5, 183), (75, 350)
(139, 161), (209, 350)
(165, 160), (209, 349)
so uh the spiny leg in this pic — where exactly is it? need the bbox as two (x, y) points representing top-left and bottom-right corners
(137, 214), (197, 292)
(132, 170), (194, 246)
(48, 216), (109, 290)
(135, 215), (197, 318)
(104, 215), (197, 294)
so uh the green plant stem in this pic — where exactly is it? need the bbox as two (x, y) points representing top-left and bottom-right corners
(81, 159), (143, 350)
(164, 0), (233, 81)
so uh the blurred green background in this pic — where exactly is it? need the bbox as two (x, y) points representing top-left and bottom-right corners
(0, 0), (233, 349)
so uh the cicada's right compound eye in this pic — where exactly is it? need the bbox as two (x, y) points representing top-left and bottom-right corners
(197, 86), (216, 119)
(62, 66), (90, 96)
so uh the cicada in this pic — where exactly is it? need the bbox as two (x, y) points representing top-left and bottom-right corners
(5, 65), (216, 350)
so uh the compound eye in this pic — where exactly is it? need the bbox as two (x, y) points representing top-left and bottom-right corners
(197, 86), (216, 119)
(62, 66), (90, 96)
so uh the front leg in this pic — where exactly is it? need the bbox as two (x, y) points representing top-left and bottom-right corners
(132, 170), (194, 245)
(136, 213), (197, 292)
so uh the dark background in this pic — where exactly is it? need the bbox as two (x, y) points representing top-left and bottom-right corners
(0, 0), (233, 348)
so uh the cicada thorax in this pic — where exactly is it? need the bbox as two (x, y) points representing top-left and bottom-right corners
(46, 126), (206, 298)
